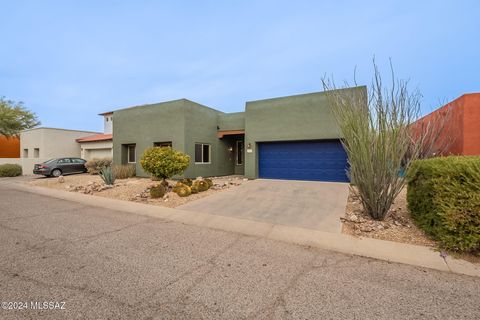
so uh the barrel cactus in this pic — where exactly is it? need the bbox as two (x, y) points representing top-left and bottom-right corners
(204, 178), (213, 188)
(194, 180), (209, 192)
(150, 184), (166, 198)
(176, 186), (191, 197)
(179, 178), (192, 186)
(191, 185), (199, 194)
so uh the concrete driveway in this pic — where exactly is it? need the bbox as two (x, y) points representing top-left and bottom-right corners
(178, 179), (349, 233)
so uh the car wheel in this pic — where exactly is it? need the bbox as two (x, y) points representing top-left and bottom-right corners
(51, 169), (62, 177)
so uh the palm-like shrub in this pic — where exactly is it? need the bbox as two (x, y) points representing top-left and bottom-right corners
(140, 147), (190, 185)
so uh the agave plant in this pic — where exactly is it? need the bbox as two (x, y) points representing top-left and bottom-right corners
(99, 166), (116, 186)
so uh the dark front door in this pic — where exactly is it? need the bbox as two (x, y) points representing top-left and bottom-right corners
(258, 140), (349, 182)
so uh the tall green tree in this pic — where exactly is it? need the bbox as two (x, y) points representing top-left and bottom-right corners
(0, 97), (40, 137)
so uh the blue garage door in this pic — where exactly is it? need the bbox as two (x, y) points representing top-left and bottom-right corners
(258, 140), (349, 182)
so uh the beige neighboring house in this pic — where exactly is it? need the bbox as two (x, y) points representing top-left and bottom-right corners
(20, 127), (100, 174)
(76, 112), (113, 160)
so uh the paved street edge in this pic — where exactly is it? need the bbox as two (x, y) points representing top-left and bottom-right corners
(8, 182), (480, 278)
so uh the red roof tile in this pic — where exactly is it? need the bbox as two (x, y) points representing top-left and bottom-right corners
(76, 133), (113, 142)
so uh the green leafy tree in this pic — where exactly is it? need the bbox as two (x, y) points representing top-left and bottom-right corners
(140, 147), (190, 184)
(0, 97), (40, 136)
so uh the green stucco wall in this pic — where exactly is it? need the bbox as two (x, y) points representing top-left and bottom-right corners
(244, 86), (367, 179)
(112, 99), (237, 178)
(217, 112), (245, 131)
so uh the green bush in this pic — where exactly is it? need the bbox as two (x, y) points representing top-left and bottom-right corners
(150, 184), (166, 198)
(85, 158), (112, 175)
(140, 147), (190, 183)
(0, 163), (22, 177)
(99, 166), (116, 185)
(112, 164), (135, 179)
(407, 156), (480, 254)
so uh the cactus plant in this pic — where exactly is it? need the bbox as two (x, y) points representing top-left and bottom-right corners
(193, 180), (209, 192)
(176, 186), (191, 197)
(99, 166), (116, 185)
(190, 185), (199, 194)
(204, 178), (213, 188)
(179, 178), (192, 186)
(150, 184), (166, 198)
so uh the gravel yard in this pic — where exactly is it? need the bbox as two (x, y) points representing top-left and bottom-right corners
(28, 174), (247, 208)
(342, 187), (437, 247)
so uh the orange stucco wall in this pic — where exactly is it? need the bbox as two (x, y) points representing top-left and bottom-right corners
(462, 94), (480, 155)
(412, 93), (480, 156)
(0, 135), (20, 158)
(411, 97), (464, 156)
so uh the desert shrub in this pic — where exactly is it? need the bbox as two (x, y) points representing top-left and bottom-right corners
(99, 166), (116, 185)
(140, 147), (190, 184)
(113, 164), (135, 179)
(150, 184), (166, 198)
(407, 156), (480, 254)
(85, 158), (112, 175)
(0, 163), (22, 177)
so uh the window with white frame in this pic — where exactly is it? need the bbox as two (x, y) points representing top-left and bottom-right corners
(127, 145), (136, 163)
(195, 143), (210, 164)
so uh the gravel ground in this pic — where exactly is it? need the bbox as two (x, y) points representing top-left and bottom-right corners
(28, 174), (247, 208)
(342, 187), (437, 247)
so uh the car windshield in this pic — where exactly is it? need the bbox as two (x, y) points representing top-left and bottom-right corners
(43, 159), (57, 164)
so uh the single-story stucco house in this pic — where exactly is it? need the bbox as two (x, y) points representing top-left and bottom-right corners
(112, 86), (366, 182)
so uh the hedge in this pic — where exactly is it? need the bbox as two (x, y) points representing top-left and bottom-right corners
(407, 156), (480, 254)
(0, 163), (22, 177)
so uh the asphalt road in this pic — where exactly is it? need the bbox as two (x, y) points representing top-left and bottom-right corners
(1, 182), (479, 319)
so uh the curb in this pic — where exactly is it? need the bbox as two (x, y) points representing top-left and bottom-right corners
(9, 182), (480, 278)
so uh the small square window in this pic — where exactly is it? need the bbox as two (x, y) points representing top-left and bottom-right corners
(23, 149), (28, 158)
(34, 148), (40, 158)
(195, 143), (211, 164)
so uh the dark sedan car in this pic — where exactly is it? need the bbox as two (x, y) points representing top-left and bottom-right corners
(33, 157), (87, 177)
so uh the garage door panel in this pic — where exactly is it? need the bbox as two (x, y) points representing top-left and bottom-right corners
(258, 140), (349, 182)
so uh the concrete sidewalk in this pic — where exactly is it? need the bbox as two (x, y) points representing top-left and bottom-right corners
(8, 181), (480, 278)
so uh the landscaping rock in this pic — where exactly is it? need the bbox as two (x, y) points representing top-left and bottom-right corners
(58, 176), (65, 183)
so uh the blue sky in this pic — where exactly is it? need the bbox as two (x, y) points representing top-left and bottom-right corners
(1, 1), (479, 132)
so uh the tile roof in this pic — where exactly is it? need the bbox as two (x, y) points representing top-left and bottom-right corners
(76, 133), (113, 142)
